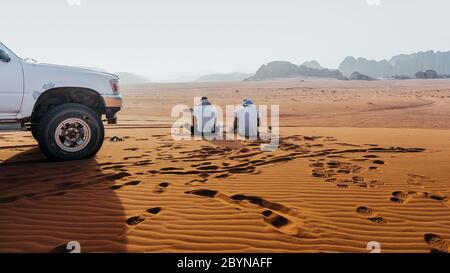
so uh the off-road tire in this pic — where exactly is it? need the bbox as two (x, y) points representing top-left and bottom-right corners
(31, 124), (39, 142)
(37, 103), (104, 161)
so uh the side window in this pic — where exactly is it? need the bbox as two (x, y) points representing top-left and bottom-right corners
(0, 42), (19, 62)
(0, 49), (11, 63)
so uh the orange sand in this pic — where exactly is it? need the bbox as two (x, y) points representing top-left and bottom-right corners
(1, 79), (450, 253)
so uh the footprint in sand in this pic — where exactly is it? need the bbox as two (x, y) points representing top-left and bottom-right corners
(104, 171), (132, 181)
(336, 179), (350, 189)
(160, 167), (184, 171)
(390, 189), (449, 207)
(124, 147), (139, 152)
(262, 210), (299, 237)
(368, 217), (387, 224)
(186, 178), (208, 186)
(126, 207), (162, 227)
(424, 233), (449, 253)
(154, 182), (170, 193)
(356, 206), (387, 224)
(310, 159), (363, 184)
(352, 176), (367, 187)
(312, 168), (334, 179)
(0, 195), (21, 204)
(186, 189), (219, 198)
(363, 155), (379, 159)
(389, 191), (417, 204)
(356, 206), (373, 215)
(349, 178), (384, 188)
(214, 172), (231, 179)
(196, 165), (219, 171)
(422, 192), (449, 207)
(369, 180), (384, 187)
(372, 160), (385, 165)
(185, 189), (318, 238)
(406, 174), (434, 187)
(109, 136), (124, 142)
(123, 156), (141, 160)
(424, 192), (446, 201)
(110, 180), (142, 190)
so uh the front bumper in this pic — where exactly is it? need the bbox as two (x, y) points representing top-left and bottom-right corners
(101, 94), (123, 124)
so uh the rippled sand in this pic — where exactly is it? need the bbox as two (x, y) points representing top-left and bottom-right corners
(1, 79), (449, 253)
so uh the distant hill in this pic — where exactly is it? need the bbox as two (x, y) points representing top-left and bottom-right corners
(338, 57), (393, 78)
(301, 60), (323, 70)
(348, 72), (376, 81)
(246, 61), (342, 81)
(390, 51), (450, 76)
(414, 70), (450, 79)
(195, 72), (253, 82)
(115, 72), (151, 84)
(338, 51), (450, 78)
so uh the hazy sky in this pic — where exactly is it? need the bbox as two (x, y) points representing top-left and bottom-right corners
(2, 0), (450, 81)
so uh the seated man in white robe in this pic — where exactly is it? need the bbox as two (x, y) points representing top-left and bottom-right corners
(234, 99), (259, 139)
(192, 97), (217, 138)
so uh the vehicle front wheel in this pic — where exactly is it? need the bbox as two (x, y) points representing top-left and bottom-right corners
(31, 124), (39, 142)
(37, 103), (105, 161)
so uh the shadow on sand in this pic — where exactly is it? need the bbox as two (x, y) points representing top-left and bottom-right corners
(0, 147), (128, 253)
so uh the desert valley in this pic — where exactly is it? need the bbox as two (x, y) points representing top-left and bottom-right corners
(1, 78), (450, 253)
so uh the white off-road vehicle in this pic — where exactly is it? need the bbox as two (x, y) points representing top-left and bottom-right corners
(0, 42), (122, 161)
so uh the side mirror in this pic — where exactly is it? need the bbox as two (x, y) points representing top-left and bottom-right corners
(0, 49), (11, 63)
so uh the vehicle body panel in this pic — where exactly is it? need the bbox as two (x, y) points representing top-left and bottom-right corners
(19, 62), (119, 119)
(0, 41), (122, 121)
(0, 42), (24, 116)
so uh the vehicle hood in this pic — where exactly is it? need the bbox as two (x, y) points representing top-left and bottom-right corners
(25, 62), (119, 80)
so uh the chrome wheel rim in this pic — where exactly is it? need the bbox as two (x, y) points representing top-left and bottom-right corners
(55, 118), (91, 152)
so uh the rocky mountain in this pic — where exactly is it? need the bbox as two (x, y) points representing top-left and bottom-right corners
(390, 51), (450, 77)
(414, 69), (450, 79)
(338, 51), (450, 78)
(415, 70), (438, 79)
(195, 72), (253, 82)
(115, 72), (151, 85)
(301, 60), (323, 70)
(348, 72), (376, 81)
(247, 61), (342, 81)
(338, 57), (393, 78)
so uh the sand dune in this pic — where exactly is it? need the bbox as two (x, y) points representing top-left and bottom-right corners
(1, 79), (450, 253)
(122, 79), (450, 129)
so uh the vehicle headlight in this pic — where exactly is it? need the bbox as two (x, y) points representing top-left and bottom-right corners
(110, 79), (120, 94)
